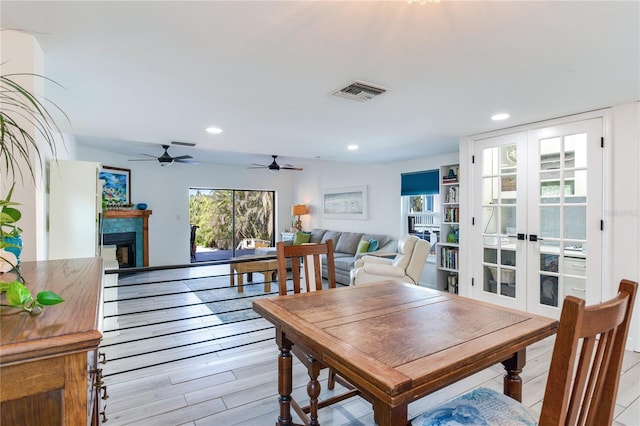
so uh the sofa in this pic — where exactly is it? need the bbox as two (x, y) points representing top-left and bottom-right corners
(255, 228), (398, 285)
(307, 228), (398, 285)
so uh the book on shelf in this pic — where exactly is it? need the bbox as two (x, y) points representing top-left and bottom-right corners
(447, 274), (458, 294)
(440, 247), (459, 269)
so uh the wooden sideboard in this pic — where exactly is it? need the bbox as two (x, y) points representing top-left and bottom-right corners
(0, 258), (105, 425)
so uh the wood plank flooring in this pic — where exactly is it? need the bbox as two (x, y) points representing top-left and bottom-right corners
(101, 265), (640, 425)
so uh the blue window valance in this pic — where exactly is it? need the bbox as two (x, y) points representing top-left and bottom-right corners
(401, 169), (439, 196)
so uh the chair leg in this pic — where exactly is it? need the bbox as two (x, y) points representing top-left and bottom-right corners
(327, 368), (336, 390)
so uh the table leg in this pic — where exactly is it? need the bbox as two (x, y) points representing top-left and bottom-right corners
(264, 271), (273, 292)
(229, 264), (235, 287)
(237, 273), (244, 293)
(372, 399), (407, 426)
(307, 358), (321, 426)
(276, 333), (294, 426)
(247, 272), (253, 282)
(501, 348), (526, 402)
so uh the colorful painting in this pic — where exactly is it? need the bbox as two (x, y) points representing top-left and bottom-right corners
(99, 166), (131, 204)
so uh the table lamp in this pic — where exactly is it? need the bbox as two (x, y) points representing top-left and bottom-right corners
(291, 204), (309, 232)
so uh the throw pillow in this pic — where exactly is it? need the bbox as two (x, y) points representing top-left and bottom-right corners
(357, 240), (370, 253)
(367, 239), (379, 252)
(293, 231), (311, 245)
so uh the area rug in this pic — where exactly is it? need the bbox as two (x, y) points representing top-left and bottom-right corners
(185, 274), (278, 323)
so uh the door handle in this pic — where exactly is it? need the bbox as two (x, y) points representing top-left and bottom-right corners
(529, 234), (544, 242)
(517, 233), (526, 241)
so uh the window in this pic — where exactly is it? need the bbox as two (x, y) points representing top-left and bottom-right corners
(401, 169), (440, 238)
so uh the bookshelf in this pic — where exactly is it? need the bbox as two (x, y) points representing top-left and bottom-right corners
(437, 164), (460, 293)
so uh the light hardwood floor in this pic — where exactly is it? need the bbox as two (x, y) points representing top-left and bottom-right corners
(101, 265), (640, 426)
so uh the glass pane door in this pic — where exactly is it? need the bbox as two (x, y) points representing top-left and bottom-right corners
(473, 133), (528, 311)
(189, 188), (275, 261)
(527, 118), (602, 317)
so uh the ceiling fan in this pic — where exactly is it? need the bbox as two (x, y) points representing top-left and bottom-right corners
(129, 144), (199, 166)
(248, 155), (303, 172)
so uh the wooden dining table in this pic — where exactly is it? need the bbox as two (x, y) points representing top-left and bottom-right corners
(252, 280), (558, 426)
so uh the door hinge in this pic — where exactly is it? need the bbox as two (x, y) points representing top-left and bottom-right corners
(601, 137), (604, 148)
(601, 219), (604, 231)
(472, 155), (475, 164)
(472, 217), (475, 226)
(471, 277), (474, 287)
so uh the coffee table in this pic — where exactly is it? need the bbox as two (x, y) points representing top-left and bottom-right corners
(229, 257), (278, 293)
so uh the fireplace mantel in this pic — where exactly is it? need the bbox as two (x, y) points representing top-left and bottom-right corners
(103, 210), (152, 266)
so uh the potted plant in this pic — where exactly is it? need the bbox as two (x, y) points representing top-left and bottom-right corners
(0, 71), (67, 313)
(0, 182), (23, 262)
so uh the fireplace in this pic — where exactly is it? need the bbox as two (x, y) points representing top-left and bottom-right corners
(103, 232), (136, 268)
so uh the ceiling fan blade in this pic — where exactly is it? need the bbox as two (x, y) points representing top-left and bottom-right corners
(174, 159), (199, 164)
(139, 153), (158, 158)
(280, 166), (303, 171)
(128, 158), (158, 161)
(172, 155), (193, 161)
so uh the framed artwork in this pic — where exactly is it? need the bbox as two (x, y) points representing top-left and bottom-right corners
(322, 185), (368, 220)
(99, 166), (131, 204)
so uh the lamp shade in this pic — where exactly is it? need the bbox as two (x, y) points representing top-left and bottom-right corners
(292, 204), (309, 216)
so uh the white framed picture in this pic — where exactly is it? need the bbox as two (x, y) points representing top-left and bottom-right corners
(322, 186), (368, 220)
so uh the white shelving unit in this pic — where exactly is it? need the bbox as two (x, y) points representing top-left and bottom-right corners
(437, 164), (460, 293)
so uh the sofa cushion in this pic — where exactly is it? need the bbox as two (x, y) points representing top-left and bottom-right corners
(367, 239), (379, 252)
(335, 232), (363, 255)
(293, 231), (311, 245)
(357, 240), (370, 253)
(361, 233), (391, 248)
(321, 230), (342, 247)
(310, 228), (327, 244)
(334, 256), (355, 272)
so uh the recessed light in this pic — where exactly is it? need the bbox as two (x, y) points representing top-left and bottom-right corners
(491, 113), (510, 121)
(347, 144), (359, 151)
(205, 127), (223, 134)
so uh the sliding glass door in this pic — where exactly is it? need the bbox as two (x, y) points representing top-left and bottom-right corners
(189, 188), (275, 261)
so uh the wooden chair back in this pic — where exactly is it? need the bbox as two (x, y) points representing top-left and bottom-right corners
(540, 279), (638, 426)
(276, 240), (336, 296)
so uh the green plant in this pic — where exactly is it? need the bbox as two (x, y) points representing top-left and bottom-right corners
(0, 182), (22, 240)
(0, 261), (64, 314)
(0, 72), (67, 182)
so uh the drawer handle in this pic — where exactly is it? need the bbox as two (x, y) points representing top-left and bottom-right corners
(99, 352), (107, 364)
(101, 384), (109, 400)
(100, 407), (108, 423)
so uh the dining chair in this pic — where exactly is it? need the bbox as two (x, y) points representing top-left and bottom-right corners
(276, 240), (366, 424)
(411, 279), (638, 426)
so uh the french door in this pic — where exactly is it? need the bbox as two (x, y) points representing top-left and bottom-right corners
(472, 118), (603, 318)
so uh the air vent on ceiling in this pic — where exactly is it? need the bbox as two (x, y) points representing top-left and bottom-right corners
(171, 141), (196, 147)
(332, 80), (388, 102)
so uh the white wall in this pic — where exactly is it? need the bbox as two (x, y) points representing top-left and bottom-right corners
(1, 30), (50, 261)
(78, 145), (458, 265)
(609, 102), (640, 351)
(77, 145), (296, 266)
(293, 153), (459, 239)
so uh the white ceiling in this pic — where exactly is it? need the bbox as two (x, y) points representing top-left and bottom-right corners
(2, 1), (638, 167)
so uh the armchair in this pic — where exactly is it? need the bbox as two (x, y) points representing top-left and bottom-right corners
(350, 235), (430, 285)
